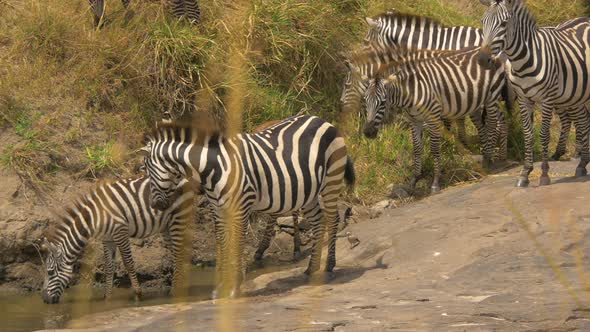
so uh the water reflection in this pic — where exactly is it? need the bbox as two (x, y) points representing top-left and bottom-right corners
(0, 266), (216, 332)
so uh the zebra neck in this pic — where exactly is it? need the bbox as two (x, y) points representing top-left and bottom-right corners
(50, 218), (92, 263)
(505, 0), (538, 65)
(199, 135), (250, 203)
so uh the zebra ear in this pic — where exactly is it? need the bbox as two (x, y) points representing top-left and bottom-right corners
(479, 0), (491, 6)
(365, 17), (379, 28)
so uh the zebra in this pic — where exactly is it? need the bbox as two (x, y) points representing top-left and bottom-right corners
(36, 176), (195, 304)
(140, 114), (355, 298)
(348, 44), (509, 193)
(357, 10), (492, 150)
(477, 0), (590, 187)
(89, 0), (200, 28)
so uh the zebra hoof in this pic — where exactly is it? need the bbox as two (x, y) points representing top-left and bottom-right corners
(515, 178), (529, 188)
(575, 167), (588, 177)
(254, 252), (263, 261)
(539, 176), (551, 186)
(482, 156), (492, 170)
(430, 185), (441, 194)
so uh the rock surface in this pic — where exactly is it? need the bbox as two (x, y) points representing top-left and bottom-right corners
(40, 159), (590, 331)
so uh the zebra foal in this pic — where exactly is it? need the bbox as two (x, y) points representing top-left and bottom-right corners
(348, 44), (509, 192)
(478, 0), (590, 187)
(37, 176), (194, 304)
(141, 114), (355, 298)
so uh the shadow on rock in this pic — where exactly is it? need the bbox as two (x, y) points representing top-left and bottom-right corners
(245, 255), (388, 298)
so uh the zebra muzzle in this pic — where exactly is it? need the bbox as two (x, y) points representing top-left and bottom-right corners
(477, 48), (495, 70)
(363, 123), (379, 139)
(42, 290), (59, 304)
(151, 198), (170, 211)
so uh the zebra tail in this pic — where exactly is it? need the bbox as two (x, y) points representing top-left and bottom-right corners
(501, 76), (516, 115)
(344, 155), (356, 190)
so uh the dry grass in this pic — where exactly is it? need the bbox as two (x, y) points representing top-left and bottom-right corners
(0, 0), (587, 203)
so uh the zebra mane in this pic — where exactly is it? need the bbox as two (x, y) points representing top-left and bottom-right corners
(371, 9), (447, 29)
(375, 46), (479, 79)
(346, 42), (460, 79)
(146, 112), (222, 145)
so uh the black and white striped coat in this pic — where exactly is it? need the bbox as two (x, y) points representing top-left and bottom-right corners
(349, 45), (508, 193)
(142, 114), (355, 298)
(88, 0), (200, 27)
(478, 0), (590, 187)
(38, 176), (194, 304)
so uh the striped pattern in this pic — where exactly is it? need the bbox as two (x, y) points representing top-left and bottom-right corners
(479, 0), (590, 187)
(142, 114), (355, 298)
(349, 44), (508, 192)
(364, 10), (483, 50)
(39, 176), (194, 304)
(357, 10), (485, 146)
(88, 0), (200, 28)
(170, 0), (201, 24)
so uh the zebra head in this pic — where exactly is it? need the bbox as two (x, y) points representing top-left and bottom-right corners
(140, 140), (185, 211)
(38, 238), (73, 304)
(363, 77), (389, 138)
(341, 59), (369, 115)
(478, 0), (513, 69)
(364, 15), (389, 47)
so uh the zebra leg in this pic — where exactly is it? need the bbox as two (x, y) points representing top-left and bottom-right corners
(408, 122), (424, 190)
(426, 120), (442, 193)
(442, 118), (453, 133)
(213, 205), (250, 299)
(456, 117), (468, 147)
(121, 0), (130, 9)
(113, 232), (142, 301)
(552, 112), (571, 160)
(254, 216), (276, 262)
(89, 0), (106, 28)
(482, 103), (499, 169)
(516, 99), (535, 187)
(469, 108), (486, 152)
(102, 241), (116, 300)
(168, 216), (190, 295)
(292, 214), (302, 261)
(539, 105), (553, 186)
(571, 106), (590, 177)
(211, 211), (225, 299)
(496, 108), (508, 161)
(303, 200), (324, 276)
(324, 198), (341, 273)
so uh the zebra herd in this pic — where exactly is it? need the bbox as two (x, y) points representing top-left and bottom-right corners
(35, 0), (590, 303)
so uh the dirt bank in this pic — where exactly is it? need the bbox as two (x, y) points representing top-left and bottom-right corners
(41, 159), (590, 331)
(0, 167), (331, 295)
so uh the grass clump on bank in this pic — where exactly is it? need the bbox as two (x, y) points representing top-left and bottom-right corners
(0, 0), (587, 203)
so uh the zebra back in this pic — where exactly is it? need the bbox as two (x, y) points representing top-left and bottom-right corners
(364, 9), (482, 49)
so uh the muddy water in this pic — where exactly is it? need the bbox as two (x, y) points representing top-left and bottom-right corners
(0, 262), (295, 332)
(0, 266), (215, 332)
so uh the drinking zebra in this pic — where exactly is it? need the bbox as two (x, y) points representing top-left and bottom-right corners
(348, 44), (509, 193)
(478, 0), (590, 187)
(89, 0), (200, 28)
(37, 176), (195, 304)
(141, 114), (355, 298)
